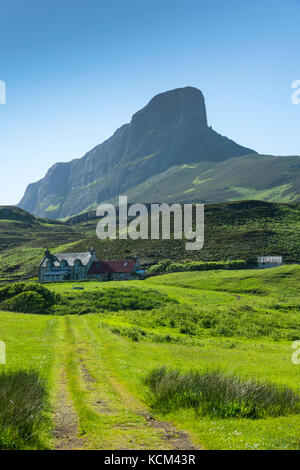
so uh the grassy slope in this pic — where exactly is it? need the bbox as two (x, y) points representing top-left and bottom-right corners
(0, 200), (300, 281)
(0, 206), (86, 280)
(112, 155), (300, 205)
(63, 200), (300, 266)
(34, 154), (300, 217)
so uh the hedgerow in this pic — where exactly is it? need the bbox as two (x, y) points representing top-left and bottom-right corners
(148, 259), (246, 274)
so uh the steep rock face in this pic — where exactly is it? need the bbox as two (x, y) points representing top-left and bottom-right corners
(19, 86), (256, 218)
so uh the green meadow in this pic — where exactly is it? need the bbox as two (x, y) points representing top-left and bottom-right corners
(0, 265), (299, 449)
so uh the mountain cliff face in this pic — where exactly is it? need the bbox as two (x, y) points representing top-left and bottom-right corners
(19, 86), (256, 219)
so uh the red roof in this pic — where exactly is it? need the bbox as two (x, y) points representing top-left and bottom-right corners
(88, 260), (136, 274)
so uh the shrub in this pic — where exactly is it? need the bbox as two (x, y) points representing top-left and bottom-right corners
(4, 291), (46, 314)
(0, 282), (58, 309)
(145, 367), (300, 419)
(148, 260), (172, 273)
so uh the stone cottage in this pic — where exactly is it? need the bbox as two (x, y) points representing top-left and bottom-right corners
(39, 248), (98, 282)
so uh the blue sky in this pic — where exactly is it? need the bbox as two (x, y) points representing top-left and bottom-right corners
(0, 0), (299, 205)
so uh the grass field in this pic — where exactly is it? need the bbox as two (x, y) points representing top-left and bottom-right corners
(0, 265), (299, 449)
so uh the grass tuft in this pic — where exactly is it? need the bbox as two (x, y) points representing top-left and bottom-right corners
(0, 369), (50, 449)
(145, 367), (300, 419)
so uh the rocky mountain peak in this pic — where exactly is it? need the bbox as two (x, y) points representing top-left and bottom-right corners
(131, 86), (208, 132)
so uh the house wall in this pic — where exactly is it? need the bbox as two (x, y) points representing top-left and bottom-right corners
(87, 272), (138, 281)
(258, 262), (282, 269)
(73, 264), (87, 280)
(39, 267), (71, 282)
(39, 263), (89, 282)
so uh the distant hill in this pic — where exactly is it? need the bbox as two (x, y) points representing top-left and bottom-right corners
(19, 87), (257, 219)
(1, 201), (299, 281)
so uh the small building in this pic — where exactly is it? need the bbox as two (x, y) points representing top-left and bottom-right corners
(258, 256), (283, 269)
(39, 248), (98, 283)
(88, 259), (141, 281)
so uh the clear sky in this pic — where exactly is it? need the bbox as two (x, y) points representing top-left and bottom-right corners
(0, 0), (299, 205)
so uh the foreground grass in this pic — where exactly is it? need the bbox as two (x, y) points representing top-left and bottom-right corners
(85, 319), (300, 449)
(0, 265), (299, 449)
(48, 266), (300, 449)
(0, 312), (60, 449)
(0, 370), (50, 449)
(145, 367), (299, 418)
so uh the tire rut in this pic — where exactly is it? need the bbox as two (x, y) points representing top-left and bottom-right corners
(107, 372), (199, 450)
(53, 368), (86, 450)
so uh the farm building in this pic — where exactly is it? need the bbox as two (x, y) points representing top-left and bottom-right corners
(88, 259), (142, 281)
(39, 248), (142, 282)
(258, 256), (283, 269)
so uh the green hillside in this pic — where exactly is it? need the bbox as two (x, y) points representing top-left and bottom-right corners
(0, 206), (85, 280)
(67, 200), (300, 266)
(110, 155), (300, 206)
(0, 200), (299, 281)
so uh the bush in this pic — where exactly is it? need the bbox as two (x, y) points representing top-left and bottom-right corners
(4, 291), (46, 314)
(148, 260), (172, 273)
(0, 283), (58, 308)
(145, 367), (300, 419)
